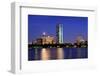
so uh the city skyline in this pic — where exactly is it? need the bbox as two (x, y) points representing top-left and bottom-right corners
(28, 15), (88, 43)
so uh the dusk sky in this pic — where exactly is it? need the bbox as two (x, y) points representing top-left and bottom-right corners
(28, 15), (88, 43)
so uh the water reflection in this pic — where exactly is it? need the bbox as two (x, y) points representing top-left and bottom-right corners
(77, 48), (81, 58)
(28, 48), (88, 61)
(41, 48), (64, 60)
(41, 48), (50, 60)
(57, 48), (64, 59)
(34, 48), (37, 60)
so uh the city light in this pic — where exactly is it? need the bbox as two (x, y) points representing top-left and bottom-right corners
(29, 24), (87, 48)
(43, 32), (46, 36)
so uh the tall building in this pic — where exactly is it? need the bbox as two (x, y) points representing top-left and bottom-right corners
(76, 36), (85, 45)
(36, 32), (56, 44)
(56, 24), (63, 44)
(41, 36), (55, 44)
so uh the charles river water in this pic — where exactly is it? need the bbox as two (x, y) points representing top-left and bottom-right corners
(28, 48), (88, 61)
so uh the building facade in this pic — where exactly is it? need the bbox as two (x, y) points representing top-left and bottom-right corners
(36, 33), (56, 44)
(76, 36), (85, 45)
(56, 24), (63, 44)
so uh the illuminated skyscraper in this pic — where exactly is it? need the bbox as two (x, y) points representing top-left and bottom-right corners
(36, 32), (56, 45)
(56, 24), (63, 44)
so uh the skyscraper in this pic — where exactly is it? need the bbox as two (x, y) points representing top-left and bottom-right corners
(56, 24), (63, 44)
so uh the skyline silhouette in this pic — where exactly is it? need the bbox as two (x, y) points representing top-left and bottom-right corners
(28, 15), (88, 43)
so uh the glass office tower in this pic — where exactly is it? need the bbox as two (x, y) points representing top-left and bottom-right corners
(56, 24), (63, 44)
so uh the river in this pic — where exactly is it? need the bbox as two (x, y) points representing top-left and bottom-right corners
(28, 48), (88, 61)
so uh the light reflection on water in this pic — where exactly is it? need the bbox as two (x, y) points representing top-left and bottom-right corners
(41, 48), (50, 60)
(57, 48), (64, 59)
(28, 48), (88, 61)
